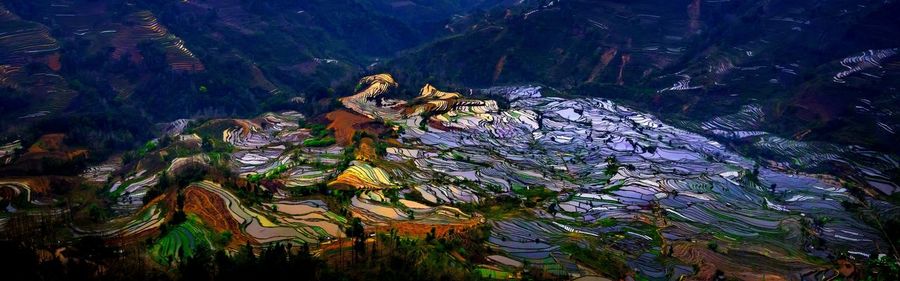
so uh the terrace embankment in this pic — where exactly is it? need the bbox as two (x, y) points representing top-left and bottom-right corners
(329, 164), (397, 190)
(0, 4), (83, 120)
(183, 186), (253, 247)
(672, 242), (822, 281)
(102, 189), (177, 246)
(111, 11), (204, 72)
(368, 216), (482, 238)
(0, 176), (79, 205)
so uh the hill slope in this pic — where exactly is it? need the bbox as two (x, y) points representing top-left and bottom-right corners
(385, 0), (900, 154)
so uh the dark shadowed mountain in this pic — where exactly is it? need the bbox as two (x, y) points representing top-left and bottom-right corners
(386, 0), (900, 154)
(0, 0), (516, 155)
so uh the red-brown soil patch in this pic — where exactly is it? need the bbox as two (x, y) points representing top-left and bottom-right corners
(18, 177), (51, 194)
(0, 134), (89, 174)
(836, 258), (856, 277)
(587, 47), (617, 83)
(46, 53), (61, 71)
(28, 134), (66, 153)
(234, 120), (255, 138)
(22, 134), (87, 161)
(0, 176), (80, 201)
(368, 218), (481, 238)
(427, 118), (460, 132)
(493, 54), (507, 83)
(325, 110), (382, 146)
(183, 186), (253, 247)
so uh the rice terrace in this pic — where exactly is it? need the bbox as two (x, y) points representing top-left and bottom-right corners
(0, 1), (899, 281)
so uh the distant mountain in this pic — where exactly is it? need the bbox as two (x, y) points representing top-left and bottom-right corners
(2, 2), (900, 280)
(1, 0), (898, 160)
(0, 0), (517, 157)
(385, 0), (900, 154)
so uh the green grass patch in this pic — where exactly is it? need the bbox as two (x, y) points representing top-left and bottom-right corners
(303, 137), (336, 147)
(247, 163), (291, 183)
(137, 140), (158, 158)
(149, 214), (216, 264)
(474, 267), (513, 279)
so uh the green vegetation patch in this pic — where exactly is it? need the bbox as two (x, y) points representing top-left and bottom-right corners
(137, 140), (158, 157)
(300, 123), (336, 147)
(303, 137), (336, 147)
(247, 163), (290, 183)
(149, 214), (220, 264)
(474, 266), (514, 279)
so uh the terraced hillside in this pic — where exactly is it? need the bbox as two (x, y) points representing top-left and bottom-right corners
(0, 3), (75, 122)
(110, 11), (204, 73)
(5, 0), (894, 167)
(388, 0), (705, 87)
(13, 73), (885, 280)
(340, 76), (896, 279)
(386, 0), (900, 155)
(0, 1), (898, 280)
(0, 0), (528, 154)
